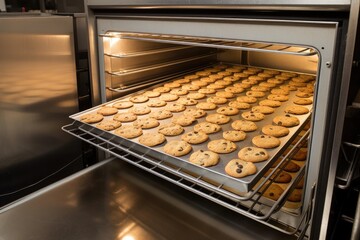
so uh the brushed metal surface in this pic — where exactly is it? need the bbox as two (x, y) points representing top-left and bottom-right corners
(0, 15), (82, 205)
(0, 159), (296, 240)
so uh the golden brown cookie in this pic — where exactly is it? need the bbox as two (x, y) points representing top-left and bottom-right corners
(252, 135), (281, 148)
(181, 130), (209, 144)
(225, 159), (257, 178)
(97, 106), (118, 116)
(139, 133), (166, 147)
(189, 150), (220, 167)
(163, 140), (192, 157)
(194, 122), (221, 134)
(95, 120), (121, 131)
(207, 139), (237, 154)
(80, 113), (104, 124)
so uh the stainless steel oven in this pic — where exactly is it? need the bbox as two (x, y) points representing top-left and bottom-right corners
(63, 1), (360, 239)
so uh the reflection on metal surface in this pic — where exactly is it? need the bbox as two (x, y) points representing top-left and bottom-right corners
(0, 159), (296, 240)
(0, 15), (82, 205)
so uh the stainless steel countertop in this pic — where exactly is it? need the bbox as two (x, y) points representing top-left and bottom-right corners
(0, 158), (296, 240)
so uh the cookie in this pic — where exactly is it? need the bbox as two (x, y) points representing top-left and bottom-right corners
(138, 133), (166, 147)
(273, 115), (300, 127)
(225, 86), (244, 94)
(287, 189), (302, 202)
(289, 81), (307, 87)
(275, 75), (290, 81)
(154, 86), (171, 93)
(251, 106), (274, 114)
(177, 97), (198, 106)
(264, 169), (292, 183)
(113, 112), (137, 122)
(284, 105), (309, 115)
(165, 103), (186, 112)
(261, 125), (290, 137)
(208, 139), (237, 154)
(129, 95), (149, 103)
(194, 122), (221, 134)
(80, 113), (104, 123)
(216, 106), (239, 115)
(270, 88), (289, 95)
(206, 113), (231, 124)
(214, 80), (232, 86)
(182, 84), (200, 91)
(172, 115), (196, 126)
(196, 71), (211, 77)
(97, 106), (118, 116)
(170, 88), (189, 96)
(158, 123), (184, 136)
(252, 135), (281, 148)
(296, 92), (313, 98)
(236, 96), (257, 103)
(163, 140), (192, 157)
(147, 99), (167, 107)
(298, 87), (314, 94)
(251, 86), (269, 92)
(231, 120), (257, 132)
(280, 85), (297, 91)
(281, 72), (297, 78)
(296, 177), (305, 189)
(259, 99), (281, 108)
(95, 119), (121, 131)
(267, 78), (283, 85)
(264, 70), (280, 75)
(272, 158), (301, 172)
(198, 88), (216, 94)
(189, 150), (220, 167)
(267, 94), (289, 102)
(237, 146), (269, 162)
(262, 184), (284, 201)
(187, 92), (206, 99)
(246, 91), (266, 98)
(191, 80), (208, 87)
(112, 101), (133, 109)
(216, 71), (232, 77)
(258, 73), (273, 78)
(183, 108), (207, 119)
(114, 125), (143, 139)
(259, 82), (276, 88)
(223, 76), (240, 82)
(159, 93), (179, 102)
(292, 148), (307, 160)
(228, 101), (251, 110)
(181, 130), (209, 144)
(248, 76), (264, 82)
(208, 74), (223, 81)
(207, 83), (225, 90)
(223, 130), (246, 142)
(225, 159), (257, 178)
(184, 74), (199, 80)
(173, 78), (190, 84)
(241, 111), (265, 121)
(129, 105), (151, 115)
(132, 117), (159, 129)
(149, 110), (173, 120)
(216, 91), (234, 99)
(234, 72), (249, 78)
(233, 83), (251, 89)
(143, 91), (161, 98)
(242, 79), (258, 85)
(196, 102), (217, 110)
(164, 82), (181, 88)
(207, 96), (228, 104)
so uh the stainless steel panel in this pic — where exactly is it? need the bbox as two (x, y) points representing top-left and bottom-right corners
(0, 159), (296, 240)
(85, 0), (350, 10)
(0, 15), (82, 204)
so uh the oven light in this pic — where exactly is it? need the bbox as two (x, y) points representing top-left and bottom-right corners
(121, 235), (135, 240)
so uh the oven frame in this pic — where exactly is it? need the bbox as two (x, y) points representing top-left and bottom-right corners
(84, 1), (360, 239)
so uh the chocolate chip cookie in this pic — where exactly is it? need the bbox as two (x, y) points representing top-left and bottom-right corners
(261, 125), (290, 137)
(189, 150), (220, 167)
(208, 139), (237, 154)
(163, 140), (192, 157)
(225, 159), (257, 178)
(252, 135), (281, 148)
(194, 122), (221, 134)
(181, 130), (209, 144)
(231, 120), (258, 132)
(238, 146), (269, 162)
(158, 123), (184, 136)
(80, 113), (104, 124)
(139, 133), (166, 147)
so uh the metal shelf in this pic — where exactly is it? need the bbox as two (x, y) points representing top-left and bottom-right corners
(62, 121), (312, 236)
(101, 32), (318, 57)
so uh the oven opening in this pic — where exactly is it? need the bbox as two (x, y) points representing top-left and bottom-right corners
(72, 30), (320, 234)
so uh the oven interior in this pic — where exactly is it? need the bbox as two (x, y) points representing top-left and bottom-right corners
(62, 30), (325, 237)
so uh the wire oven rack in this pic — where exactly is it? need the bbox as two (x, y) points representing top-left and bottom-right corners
(63, 121), (313, 237)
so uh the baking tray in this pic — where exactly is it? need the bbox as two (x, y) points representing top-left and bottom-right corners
(69, 65), (314, 192)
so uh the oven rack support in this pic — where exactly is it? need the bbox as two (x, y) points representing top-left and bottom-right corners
(336, 141), (360, 189)
(101, 32), (317, 57)
(62, 121), (311, 237)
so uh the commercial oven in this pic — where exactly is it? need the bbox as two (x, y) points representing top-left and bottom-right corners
(60, 1), (360, 239)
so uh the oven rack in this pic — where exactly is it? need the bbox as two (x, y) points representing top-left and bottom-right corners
(102, 32), (317, 57)
(62, 121), (311, 236)
(336, 141), (360, 189)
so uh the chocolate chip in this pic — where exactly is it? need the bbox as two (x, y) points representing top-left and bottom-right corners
(179, 147), (183, 151)
(200, 150), (204, 152)
(260, 151), (265, 155)
(247, 147), (252, 151)
(255, 153), (260, 156)
(270, 192), (274, 196)
(277, 121), (283, 126)
(285, 114), (291, 117)
(236, 168), (242, 173)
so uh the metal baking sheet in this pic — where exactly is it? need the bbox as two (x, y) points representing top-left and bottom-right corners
(69, 65), (313, 192)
